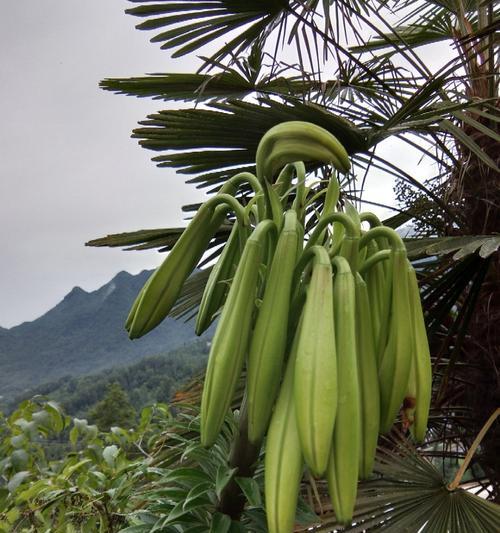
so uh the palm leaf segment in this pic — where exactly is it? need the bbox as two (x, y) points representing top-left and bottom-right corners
(99, 71), (344, 104)
(315, 435), (500, 532)
(132, 98), (368, 189)
(126, 0), (291, 62)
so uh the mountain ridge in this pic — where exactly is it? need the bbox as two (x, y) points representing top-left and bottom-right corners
(0, 270), (210, 398)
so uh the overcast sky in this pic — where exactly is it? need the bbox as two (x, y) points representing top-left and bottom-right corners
(0, 1), (207, 327)
(0, 2), (451, 328)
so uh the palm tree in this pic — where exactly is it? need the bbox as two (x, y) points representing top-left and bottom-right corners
(89, 0), (499, 529)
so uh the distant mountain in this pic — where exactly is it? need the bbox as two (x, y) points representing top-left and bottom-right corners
(0, 270), (212, 399)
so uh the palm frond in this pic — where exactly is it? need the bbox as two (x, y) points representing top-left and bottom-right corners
(85, 227), (185, 251)
(125, 0), (290, 64)
(132, 97), (368, 188)
(350, 19), (454, 54)
(100, 72), (255, 102)
(99, 71), (354, 103)
(85, 224), (232, 252)
(169, 268), (212, 321)
(405, 235), (500, 260)
(420, 254), (484, 336)
(306, 435), (500, 532)
(440, 119), (499, 172)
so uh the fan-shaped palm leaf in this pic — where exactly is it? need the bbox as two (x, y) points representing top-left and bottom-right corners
(406, 235), (500, 260)
(301, 434), (500, 532)
(99, 71), (352, 103)
(85, 224), (232, 252)
(126, 0), (290, 63)
(132, 97), (368, 189)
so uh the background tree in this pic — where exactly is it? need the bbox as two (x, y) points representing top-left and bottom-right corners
(88, 0), (499, 528)
(88, 382), (137, 431)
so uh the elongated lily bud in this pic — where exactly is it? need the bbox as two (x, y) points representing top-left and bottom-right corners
(247, 211), (300, 443)
(327, 256), (360, 525)
(294, 245), (337, 477)
(200, 220), (276, 447)
(265, 345), (303, 533)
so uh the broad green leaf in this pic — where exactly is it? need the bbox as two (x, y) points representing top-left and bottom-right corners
(7, 471), (30, 493)
(16, 479), (51, 503)
(228, 522), (248, 533)
(31, 410), (51, 428)
(46, 401), (66, 432)
(163, 499), (191, 524)
(102, 445), (119, 468)
(9, 450), (29, 472)
(182, 495), (211, 513)
(0, 488), (9, 509)
(183, 526), (211, 533)
(118, 527), (152, 533)
(235, 477), (261, 507)
(215, 466), (238, 499)
(10, 435), (25, 448)
(164, 467), (212, 487)
(183, 482), (213, 509)
(62, 459), (92, 479)
(295, 497), (320, 525)
(146, 487), (187, 500)
(69, 426), (79, 447)
(86, 424), (98, 441)
(210, 512), (231, 533)
(139, 406), (153, 428)
(5, 507), (20, 525)
(134, 511), (160, 525)
(14, 419), (37, 439)
(243, 508), (268, 531)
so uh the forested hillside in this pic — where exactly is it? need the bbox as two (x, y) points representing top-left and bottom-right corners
(6, 339), (209, 418)
(0, 270), (213, 399)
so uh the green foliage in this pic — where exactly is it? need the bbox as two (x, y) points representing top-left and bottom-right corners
(315, 436), (500, 532)
(0, 397), (169, 532)
(3, 398), (497, 532)
(88, 383), (137, 431)
(0, 398), (279, 532)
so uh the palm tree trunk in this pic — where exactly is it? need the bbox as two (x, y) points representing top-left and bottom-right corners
(444, 104), (500, 499)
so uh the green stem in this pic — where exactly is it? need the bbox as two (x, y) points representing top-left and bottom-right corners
(217, 404), (262, 519)
(306, 213), (358, 250)
(359, 226), (406, 252)
(359, 212), (383, 228)
(220, 172), (266, 220)
(207, 193), (249, 228)
(358, 249), (391, 275)
(331, 255), (352, 275)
